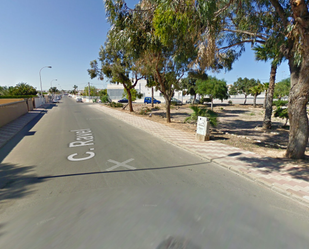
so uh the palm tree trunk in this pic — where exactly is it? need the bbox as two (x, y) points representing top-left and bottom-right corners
(263, 64), (277, 129)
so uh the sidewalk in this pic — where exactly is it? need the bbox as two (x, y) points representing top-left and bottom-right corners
(92, 104), (309, 206)
(0, 105), (49, 149)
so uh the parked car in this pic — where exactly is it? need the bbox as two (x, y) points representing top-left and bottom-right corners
(144, 97), (161, 104)
(118, 98), (128, 103)
(52, 98), (59, 103)
(185, 99), (199, 104)
(76, 98), (83, 103)
(171, 97), (183, 105)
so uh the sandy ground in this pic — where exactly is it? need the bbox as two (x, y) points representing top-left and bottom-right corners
(110, 102), (309, 167)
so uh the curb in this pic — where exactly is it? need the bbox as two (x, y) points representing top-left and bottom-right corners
(92, 104), (309, 207)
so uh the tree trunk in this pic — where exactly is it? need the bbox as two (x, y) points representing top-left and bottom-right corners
(163, 95), (171, 123)
(244, 95), (247, 105)
(151, 87), (154, 108)
(263, 64), (277, 129)
(193, 94), (196, 105)
(285, 58), (309, 159)
(127, 87), (133, 112)
(253, 94), (257, 108)
(263, 90), (267, 109)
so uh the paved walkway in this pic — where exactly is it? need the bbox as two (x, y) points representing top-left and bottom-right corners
(0, 106), (48, 148)
(1, 103), (309, 205)
(92, 104), (309, 206)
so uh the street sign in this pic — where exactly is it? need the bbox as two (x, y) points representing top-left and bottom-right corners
(196, 116), (208, 136)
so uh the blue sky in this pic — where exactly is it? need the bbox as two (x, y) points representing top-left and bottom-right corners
(0, 0), (290, 92)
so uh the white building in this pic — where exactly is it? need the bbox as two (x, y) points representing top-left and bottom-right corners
(107, 79), (186, 102)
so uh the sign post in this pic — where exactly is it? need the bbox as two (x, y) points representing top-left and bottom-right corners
(195, 116), (210, 141)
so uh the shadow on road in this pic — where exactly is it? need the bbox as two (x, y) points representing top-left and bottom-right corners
(37, 162), (210, 180)
(0, 163), (44, 204)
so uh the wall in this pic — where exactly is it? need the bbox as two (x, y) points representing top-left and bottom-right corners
(0, 100), (28, 128)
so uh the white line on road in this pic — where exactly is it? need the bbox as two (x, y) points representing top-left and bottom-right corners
(106, 158), (136, 171)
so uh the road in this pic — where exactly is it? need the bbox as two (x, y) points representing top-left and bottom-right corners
(1, 96), (309, 249)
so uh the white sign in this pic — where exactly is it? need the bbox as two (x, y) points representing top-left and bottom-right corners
(196, 116), (208, 136)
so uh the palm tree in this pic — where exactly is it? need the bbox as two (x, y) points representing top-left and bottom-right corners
(73, 85), (78, 94)
(262, 82), (269, 109)
(253, 44), (284, 128)
(249, 83), (263, 108)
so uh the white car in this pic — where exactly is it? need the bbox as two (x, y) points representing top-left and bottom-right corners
(76, 98), (83, 103)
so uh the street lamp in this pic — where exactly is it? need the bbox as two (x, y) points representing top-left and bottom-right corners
(39, 66), (52, 97)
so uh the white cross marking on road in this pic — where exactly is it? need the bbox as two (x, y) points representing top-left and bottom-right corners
(106, 158), (136, 171)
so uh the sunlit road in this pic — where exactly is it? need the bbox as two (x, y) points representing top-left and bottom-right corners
(1, 96), (309, 249)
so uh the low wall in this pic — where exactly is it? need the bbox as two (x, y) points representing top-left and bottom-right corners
(0, 100), (28, 128)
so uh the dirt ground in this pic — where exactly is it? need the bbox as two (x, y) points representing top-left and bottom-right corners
(116, 102), (309, 167)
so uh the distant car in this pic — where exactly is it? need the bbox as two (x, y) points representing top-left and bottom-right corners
(185, 99), (199, 104)
(171, 97), (183, 105)
(52, 99), (59, 103)
(76, 98), (83, 103)
(144, 97), (161, 104)
(118, 98), (128, 103)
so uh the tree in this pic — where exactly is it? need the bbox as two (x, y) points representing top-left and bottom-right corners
(73, 85), (78, 94)
(9, 82), (37, 96)
(232, 77), (258, 104)
(274, 78), (290, 100)
(196, 76), (228, 110)
(49, 87), (59, 94)
(180, 76), (198, 104)
(88, 0), (144, 112)
(229, 85), (238, 96)
(249, 81), (263, 108)
(0, 86), (9, 96)
(84, 85), (98, 96)
(98, 89), (108, 96)
(262, 82), (269, 109)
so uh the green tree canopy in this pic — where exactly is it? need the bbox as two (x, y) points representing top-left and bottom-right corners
(232, 77), (259, 104)
(84, 85), (98, 96)
(196, 76), (228, 110)
(9, 83), (37, 96)
(274, 78), (290, 100)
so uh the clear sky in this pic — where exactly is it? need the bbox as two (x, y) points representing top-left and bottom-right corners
(0, 0), (290, 92)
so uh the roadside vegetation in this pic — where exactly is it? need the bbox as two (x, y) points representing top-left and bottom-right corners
(88, 0), (309, 159)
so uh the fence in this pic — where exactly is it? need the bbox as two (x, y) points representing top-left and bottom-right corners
(0, 100), (28, 128)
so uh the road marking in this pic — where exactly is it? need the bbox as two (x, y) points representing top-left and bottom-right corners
(36, 217), (55, 226)
(106, 158), (136, 171)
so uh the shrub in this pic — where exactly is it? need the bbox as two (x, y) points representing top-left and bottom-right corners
(139, 107), (151, 115)
(274, 107), (289, 126)
(101, 95), (111, 103)
(185, 106), (217, 127)
(153, 106), (160, 110)
(228, 100), (233, 105)
(110, 102), (123, 108)
(200, 98), (211, 104)
(273, 100), (288, 107)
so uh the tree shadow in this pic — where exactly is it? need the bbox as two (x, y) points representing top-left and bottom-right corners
(156, 236), (201, 249)
(236, 154), (309, 182)
(0, 163), (44, 205)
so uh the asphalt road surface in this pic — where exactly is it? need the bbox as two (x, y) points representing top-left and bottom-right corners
(1, 96), (309, 249)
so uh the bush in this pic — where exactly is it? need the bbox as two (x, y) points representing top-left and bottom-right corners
(139, 107), (151, 115)
(153, 106), (160, 110)
(228, 100), (233, 105)
(200, 98), (211, 104)
(110, 102), (123, 108)
(273, 100), (288, 107)
(185, 106), (217, 127)
(274, 107), (289, 126)
(101, 95), (111, 103)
